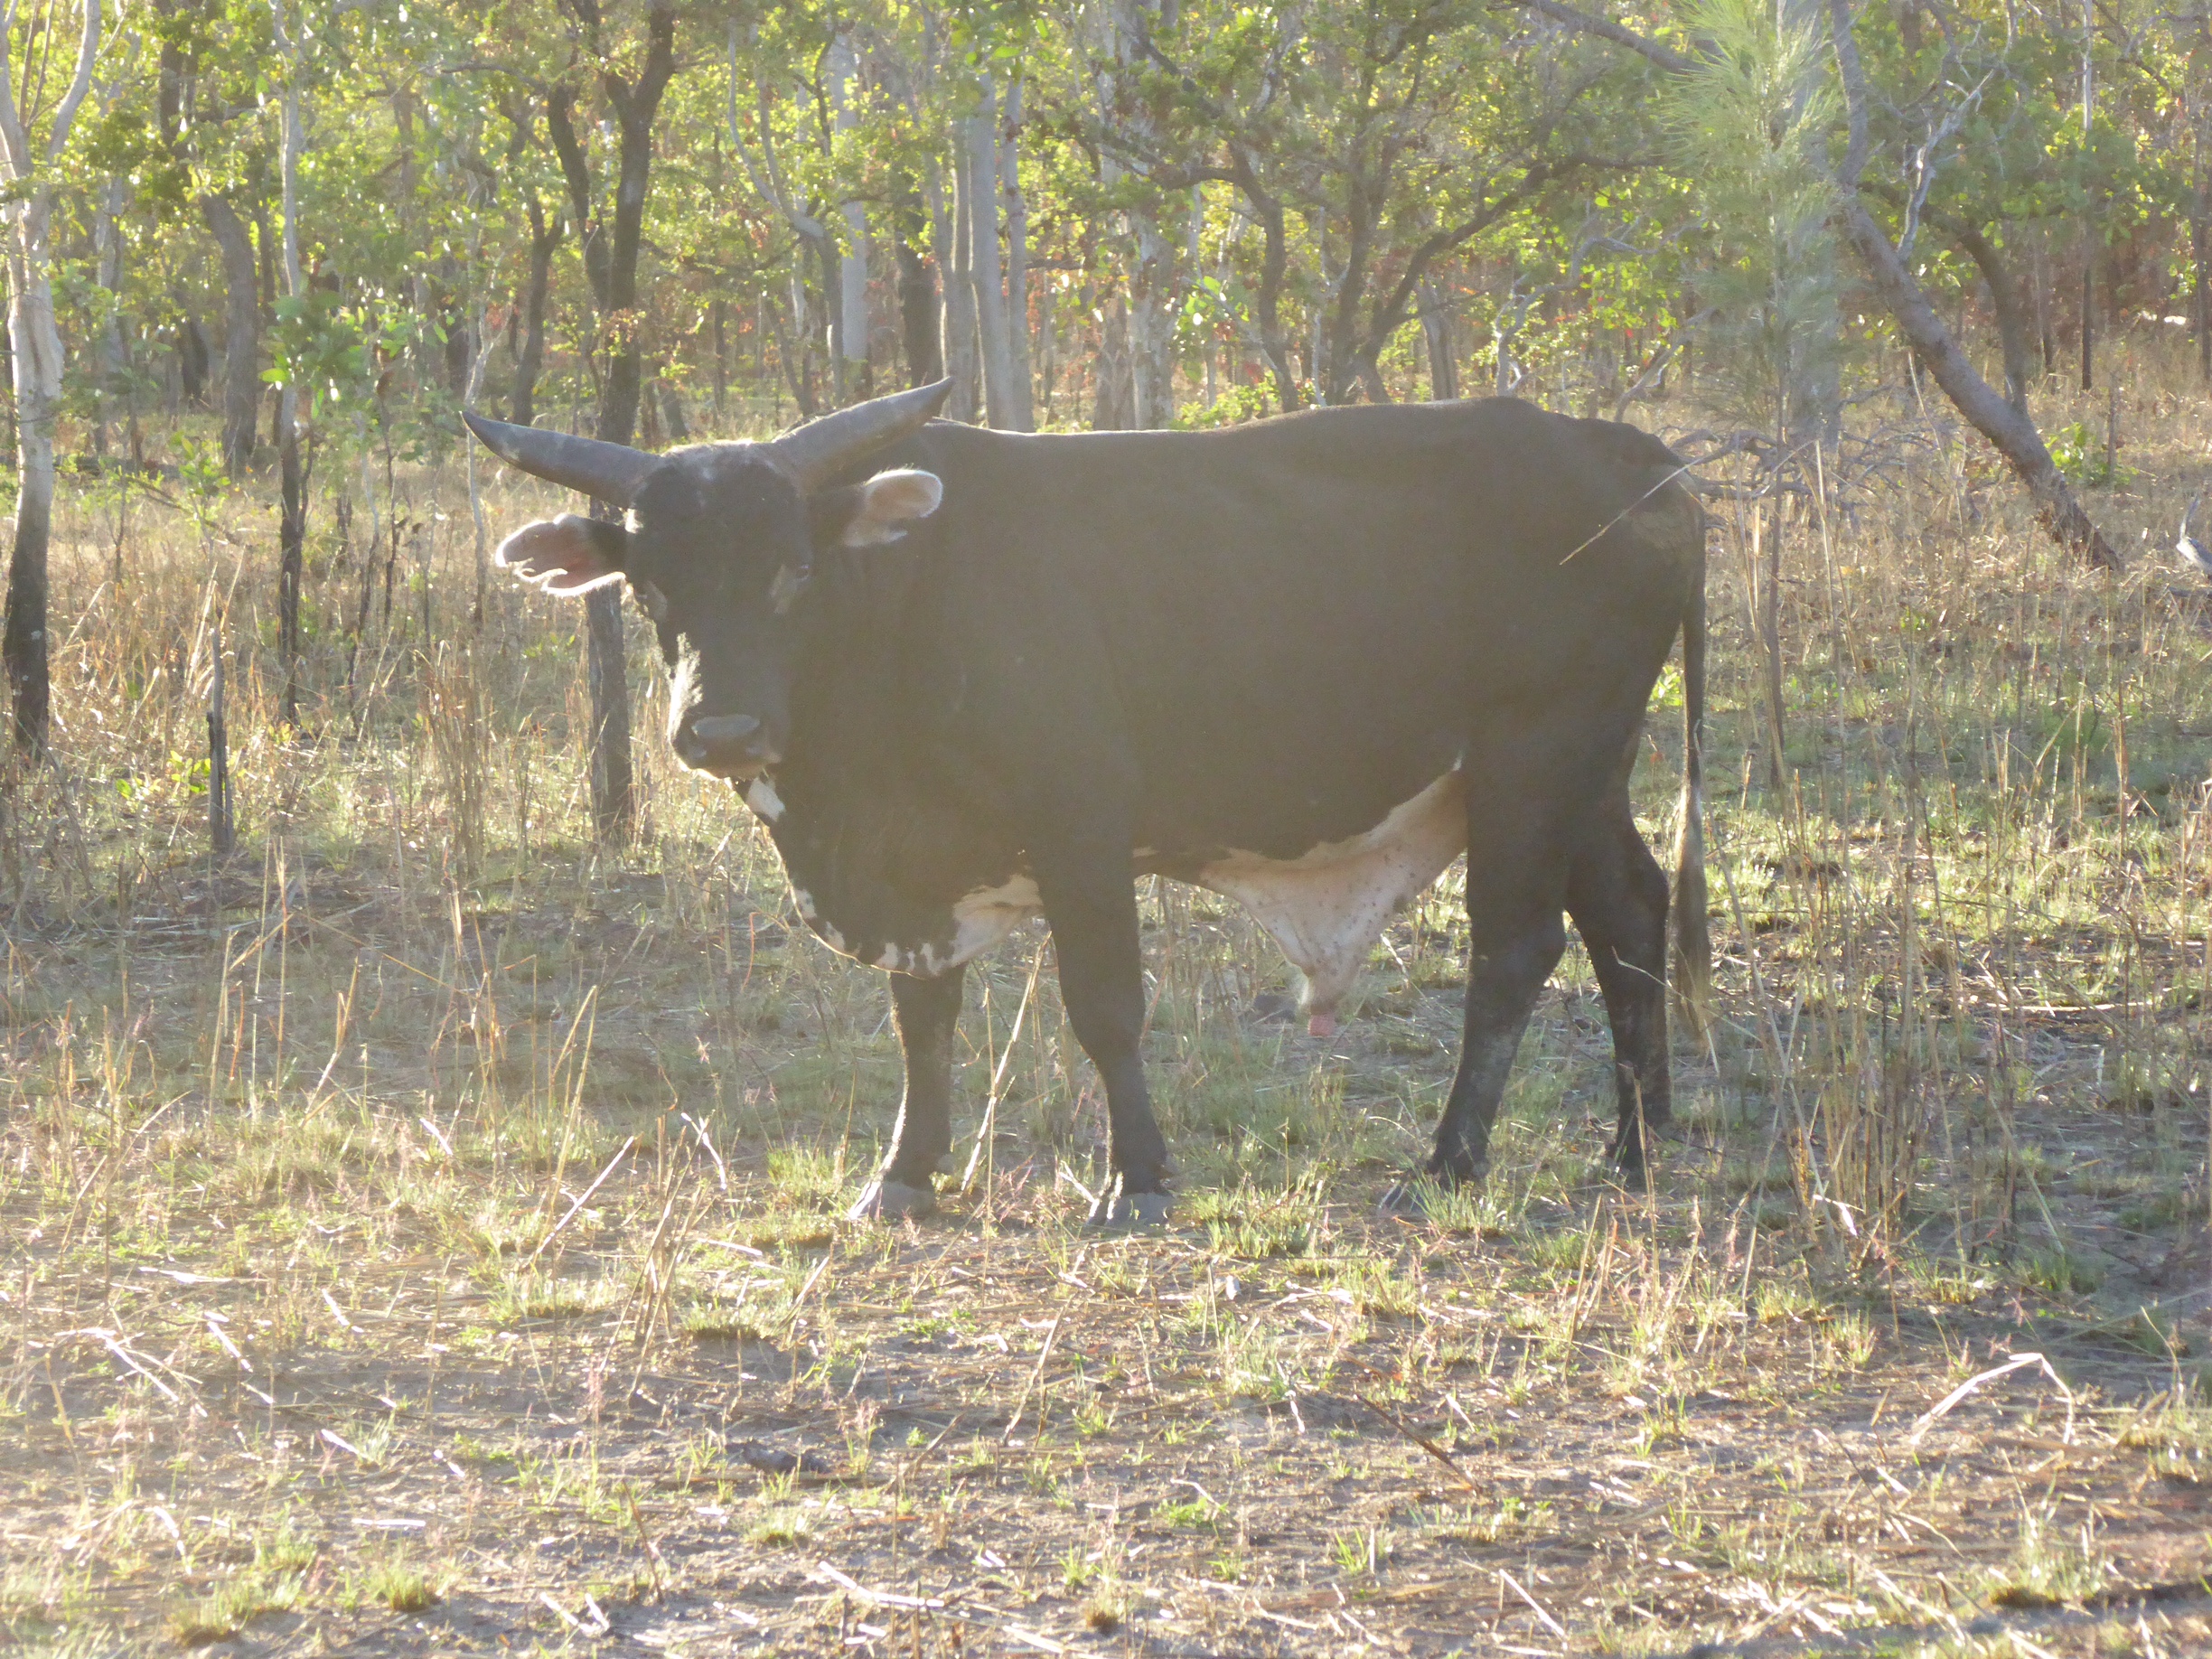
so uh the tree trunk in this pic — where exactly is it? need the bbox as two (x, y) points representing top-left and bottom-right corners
(783, 263), (821, 418)
(1230, 155), (1299, 412)
(827, 32), (871, 402)
(1835, 195), (2119, 571)
(91, 177), (127, 455)
(545, 5), (676, 842)
(1755, 503), (1786, 795)
(202, 195), (260, 477)
(1109, 0), (1175, 427)
(998, 77), (1035, 430)
(709, 296), (729, 417)
(179, 317), (209, 405)
(207, 619), (233, 859)
(583, 585), (631, 837)
(1129, 220), (1173, 426)
(1819, 0), (2118, 572)
(2195, 115), (2210, 385)
(1867, 188), (2036, 418)
(657, 379), (689, 442)
(440, 263), (473, 400)
(1093, 295), (1134, 429)
(2078, 237), (2094, 391)
(0, 0), (98, 752)
(1932, 220), (2033, 419)
(936, 155), (979, 422)
(1, 192), (61, 753)
(2036, 239), (2055, 374)
(1777, 0), (1843, 450)
(275, 24), (308, 730)
(893, 178), (942, 387)
(511, 192), (559, 426)
(965, 98), (1018, 431)
(1419, 280), (1457, 401)
(278, 410), (305, 726)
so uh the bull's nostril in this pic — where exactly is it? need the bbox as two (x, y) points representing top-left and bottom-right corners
(690, 714), (763, 750)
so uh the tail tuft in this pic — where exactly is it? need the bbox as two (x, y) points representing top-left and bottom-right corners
(1670, 567), (1711, 1041)
(1672, 780), (1711, 1041)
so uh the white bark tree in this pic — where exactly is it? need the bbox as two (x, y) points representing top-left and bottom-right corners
(728, 20), (834, 416)
(89, 174), (126, 456)
(827, 30), (871, 400)
(270, 0), (309, 726)
(997, 74), (1034, 430)
(965, 80), (1019, 429)
(1103, 0), (1175, 427)
(0, 0), (102, 753)
(934, 151), (979, 420)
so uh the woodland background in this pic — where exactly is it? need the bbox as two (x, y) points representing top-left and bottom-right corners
(0, 0), (2205, 791)
(8, 3), (2212, 1655)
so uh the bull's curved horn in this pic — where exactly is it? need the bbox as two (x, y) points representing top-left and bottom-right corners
(464, 412), (658, 506)
(769, 379), (954, 492)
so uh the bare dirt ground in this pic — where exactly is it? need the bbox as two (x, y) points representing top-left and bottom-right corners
(5, 867), (2210, 1658)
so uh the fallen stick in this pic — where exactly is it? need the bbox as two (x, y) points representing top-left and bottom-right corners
(1906, 1351), (2074, 1448)
(524, 1135), (634, 1270)
(1498, 1568), (1567, 1640)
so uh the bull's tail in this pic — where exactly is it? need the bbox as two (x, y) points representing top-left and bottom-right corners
(1671, 561), (1711, 1041)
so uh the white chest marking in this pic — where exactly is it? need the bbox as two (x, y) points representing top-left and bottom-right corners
(745, 778), (785, 822)
(1194, 771), (1467, 1029)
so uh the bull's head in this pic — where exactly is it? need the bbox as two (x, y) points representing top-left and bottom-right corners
(465, 380), (951, 780)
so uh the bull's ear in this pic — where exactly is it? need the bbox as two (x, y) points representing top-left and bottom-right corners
(494, 514), (629, 595)
(838, 468), (943, 547)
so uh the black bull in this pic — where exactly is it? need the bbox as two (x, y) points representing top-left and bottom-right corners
(466, 380), (1710, 1227)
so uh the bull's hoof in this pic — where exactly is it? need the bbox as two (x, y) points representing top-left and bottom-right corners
(1376, 1179), (1428, 1219)
(1086, 1190), (1174, 1232)
(1306, 1010), (1337, 1038)
(848, 1177), (938, 1222)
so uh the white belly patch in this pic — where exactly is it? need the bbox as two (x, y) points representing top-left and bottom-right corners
(944, 874), (1043, 969)
(1193, 771), (1467, 1034)
(839, 775), (1467, 1031)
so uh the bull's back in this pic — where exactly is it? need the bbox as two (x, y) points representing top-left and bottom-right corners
(909, 401), (1695, 855)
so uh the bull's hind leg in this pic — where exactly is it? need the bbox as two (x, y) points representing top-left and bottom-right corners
(1567, 790), (1673, 1184)
(1383, 772), (1571, 1211)
(848, 964), (966, 1222)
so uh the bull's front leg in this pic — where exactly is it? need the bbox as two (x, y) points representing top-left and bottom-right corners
(1029, 841), (1175, 1229)
(848, 963), (966, 1221)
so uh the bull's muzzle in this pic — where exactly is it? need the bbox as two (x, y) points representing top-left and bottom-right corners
(674, 714), (780, 779)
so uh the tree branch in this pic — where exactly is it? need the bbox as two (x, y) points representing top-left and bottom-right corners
(0, 1), (33, 179)
(1354, 157), (1569, 387)
(1504, 0), (2119, 572)
(727, 19), (825, 242)
(1826, 0), (2118, 571)
(1863, 182), (2033, 417)
(44, 0), (100, 164)
(1499, 0), (1695, 74)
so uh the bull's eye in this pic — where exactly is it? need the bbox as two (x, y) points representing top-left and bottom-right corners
(769, 565), (808, 615)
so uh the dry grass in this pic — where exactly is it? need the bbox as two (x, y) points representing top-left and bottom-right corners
(5, 347), (2212, 1655)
